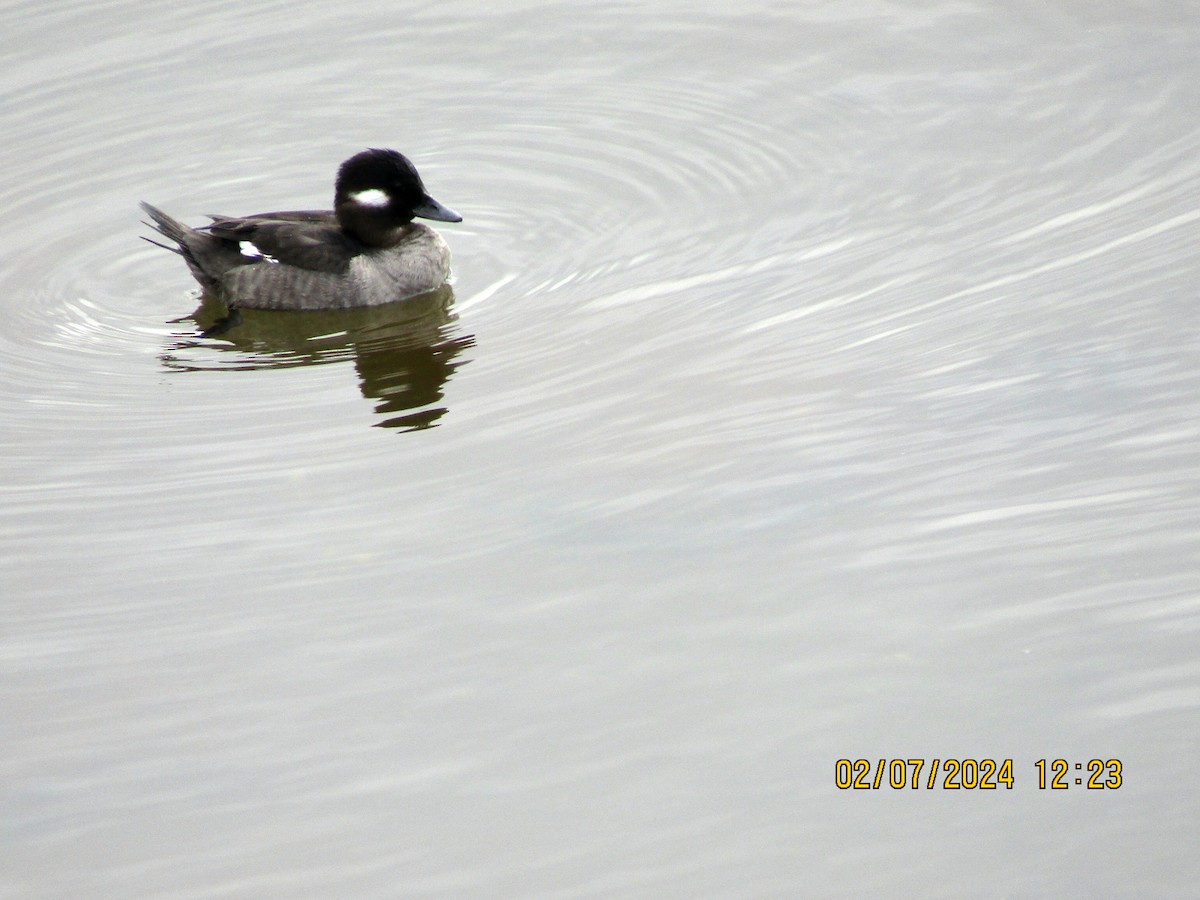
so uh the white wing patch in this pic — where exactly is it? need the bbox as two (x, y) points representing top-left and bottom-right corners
(349, 188), (390, 208)
(239, 241), (278, 263)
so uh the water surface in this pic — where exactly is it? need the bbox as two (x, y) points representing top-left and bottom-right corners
(2, 1), (1198, 896)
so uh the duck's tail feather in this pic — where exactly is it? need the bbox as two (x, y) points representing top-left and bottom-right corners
(140, 234), (182, 254)
(140, 201), (235, 291)
(139, 201), (192, 251)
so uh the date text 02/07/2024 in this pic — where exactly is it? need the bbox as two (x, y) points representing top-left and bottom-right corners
(834, 758), (1123, 790)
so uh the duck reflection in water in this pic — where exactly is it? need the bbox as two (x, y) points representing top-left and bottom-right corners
(160, 285), (473, 432)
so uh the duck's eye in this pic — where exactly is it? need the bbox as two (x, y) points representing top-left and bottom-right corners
(349, 189), (390, 208)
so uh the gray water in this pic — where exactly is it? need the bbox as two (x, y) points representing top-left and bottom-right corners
(2, 1), (1198, 896)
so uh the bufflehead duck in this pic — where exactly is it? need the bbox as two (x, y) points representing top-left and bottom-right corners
(141, 148), (461, 311)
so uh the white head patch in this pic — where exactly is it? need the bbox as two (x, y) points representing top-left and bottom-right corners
(350, 188), (390, 208)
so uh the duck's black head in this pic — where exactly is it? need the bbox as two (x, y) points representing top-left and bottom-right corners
(334, 148), (461, 245)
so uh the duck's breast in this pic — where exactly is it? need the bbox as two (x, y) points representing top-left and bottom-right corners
(349, 224), (452, 305)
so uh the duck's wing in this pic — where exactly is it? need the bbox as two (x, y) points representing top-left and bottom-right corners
(204, 211), (357, 274)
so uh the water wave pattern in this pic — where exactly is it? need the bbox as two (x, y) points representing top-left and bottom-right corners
(417, 3), (1200, 610)
(443, 8), (1200, 467)
(443, 4), (1200, 380)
